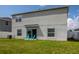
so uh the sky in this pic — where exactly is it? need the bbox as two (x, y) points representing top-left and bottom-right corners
(68, 5), (79, 29)
(69, 5), (79, 19)
(0, 5), (79, 29)
(0, 5), (64, 17)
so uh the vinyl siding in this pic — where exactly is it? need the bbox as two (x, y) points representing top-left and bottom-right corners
(12, 7), (67, 40)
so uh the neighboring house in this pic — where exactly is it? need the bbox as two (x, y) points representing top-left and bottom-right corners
(67, 29), (79, 40)
(67, 29), (74, 40)
(73, 29), (79, 40)
(0, 17), (12, 38)
(12, 7), (68, 41)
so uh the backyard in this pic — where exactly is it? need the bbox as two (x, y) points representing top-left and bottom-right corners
(0, 38), (79, 54)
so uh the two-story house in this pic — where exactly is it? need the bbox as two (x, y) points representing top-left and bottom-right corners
(12, 7), (68, 41)
(0, 17), (12, 38)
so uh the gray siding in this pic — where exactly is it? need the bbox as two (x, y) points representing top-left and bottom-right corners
(0, 19), (12, 38)
(0, 20), (12, 32)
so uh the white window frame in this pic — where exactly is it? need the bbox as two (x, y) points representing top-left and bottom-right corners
(17, 29), (22, 36)
(16, 16), (22, 22)
(48, 28), (55, 37)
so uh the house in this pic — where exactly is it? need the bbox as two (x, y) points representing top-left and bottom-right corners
(73, 29), (79, 40)
(67, 29), (74, 40)
(67, 28), (79, 40)
(12, 7), (68, 41)
(0, 17), (12, 38)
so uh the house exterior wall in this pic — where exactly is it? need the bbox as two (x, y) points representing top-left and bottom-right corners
(0, 20), (11, 32)
(0, 19), (12, 38)
(72, 31), (79, 40)
(0, 31), (11, 38)
(12, 7), (67, 41)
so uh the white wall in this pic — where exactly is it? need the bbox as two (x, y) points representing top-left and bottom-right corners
(0, 31), (11, 38)
(12, 8), (67, 41)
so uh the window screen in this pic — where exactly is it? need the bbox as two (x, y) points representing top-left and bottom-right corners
(48, 28), (55, 37)
(17, 29), (22, 36)
(16, 17), (22, 22)
(5, 21), (9, 25)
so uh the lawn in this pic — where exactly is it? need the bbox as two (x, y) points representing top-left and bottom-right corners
(0, 38), (79, 54)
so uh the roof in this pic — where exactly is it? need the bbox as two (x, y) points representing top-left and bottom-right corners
(12, 6), (68, 16)
(0, 17), (12, 21)
(74, 29), (79, 31)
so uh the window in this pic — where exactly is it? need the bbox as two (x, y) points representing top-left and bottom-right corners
(17, 29), (22, 36)
(16, 17), (22, 22)
(5, 21), (9, 25)
(48, 28), (55, 37)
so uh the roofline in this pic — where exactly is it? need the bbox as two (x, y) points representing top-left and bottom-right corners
(0, 19), (12, 21)
(0, 17), (12, 21)
(12, 6), (68, 16)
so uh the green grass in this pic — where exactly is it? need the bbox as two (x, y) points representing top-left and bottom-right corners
(0, 38), (79, 54)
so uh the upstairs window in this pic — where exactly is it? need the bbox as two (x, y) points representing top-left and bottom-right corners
(16, 17), (22, 22)
(48, 28), (55, 37)
(5, 21), (9, 25)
